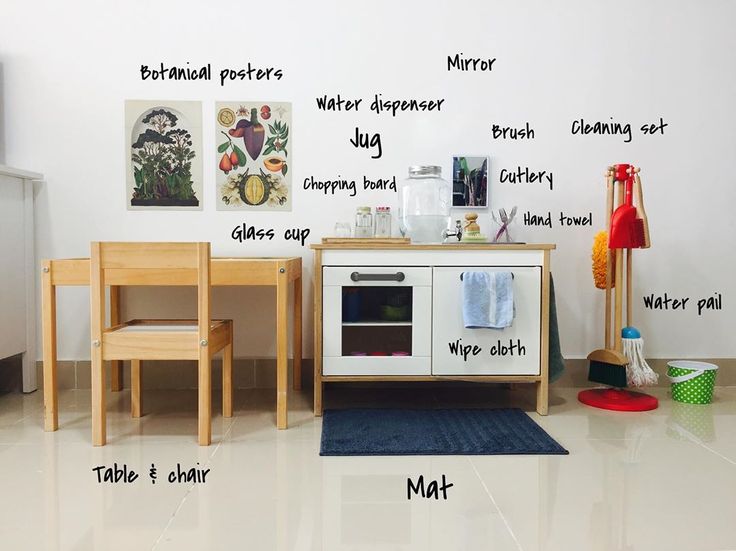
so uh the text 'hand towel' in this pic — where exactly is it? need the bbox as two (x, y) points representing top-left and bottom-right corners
(462, 271), (514, 329)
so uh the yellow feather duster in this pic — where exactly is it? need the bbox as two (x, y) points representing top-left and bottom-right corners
(592, 231), (614, 289)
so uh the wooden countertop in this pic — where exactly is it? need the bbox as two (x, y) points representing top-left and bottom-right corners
(311, 242), (556, 251)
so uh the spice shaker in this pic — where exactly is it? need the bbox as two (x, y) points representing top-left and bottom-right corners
(374, 206), (392, 238)
(354, 206), (373, 238)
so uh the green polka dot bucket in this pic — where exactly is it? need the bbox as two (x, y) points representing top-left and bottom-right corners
(667, 361), (718, 404)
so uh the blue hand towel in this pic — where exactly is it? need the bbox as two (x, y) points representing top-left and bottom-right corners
(462, 271), (514, 329)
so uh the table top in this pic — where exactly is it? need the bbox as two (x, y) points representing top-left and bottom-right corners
(45, 257), (302, 286)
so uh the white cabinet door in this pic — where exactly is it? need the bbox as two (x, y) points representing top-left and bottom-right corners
(0, 175), (27, 360)
(431, 266), (541, 375)
(323, 266), (432, 376)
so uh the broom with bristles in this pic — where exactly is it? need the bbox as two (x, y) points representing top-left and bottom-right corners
(586, 168), (628, 388)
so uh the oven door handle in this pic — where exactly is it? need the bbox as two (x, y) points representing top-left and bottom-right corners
(350, 271), (406, 282)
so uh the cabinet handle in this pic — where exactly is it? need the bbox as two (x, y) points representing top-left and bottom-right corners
(350, 271), (405, 282)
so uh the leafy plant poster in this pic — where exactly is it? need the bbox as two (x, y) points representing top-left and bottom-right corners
(215, 101), (291, 211)
(125, 100), (203, 210)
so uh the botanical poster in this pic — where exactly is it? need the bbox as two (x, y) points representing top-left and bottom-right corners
(215, 102), (291, 211)
(125, 100), (203, 210)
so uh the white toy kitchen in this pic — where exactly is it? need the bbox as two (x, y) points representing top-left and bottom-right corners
(311, 242), (555, 416)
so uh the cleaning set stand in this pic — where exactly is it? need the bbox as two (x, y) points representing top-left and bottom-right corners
(579, 164), (659, 411)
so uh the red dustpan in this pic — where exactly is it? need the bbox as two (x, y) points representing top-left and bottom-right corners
(609, 175), (637, 249)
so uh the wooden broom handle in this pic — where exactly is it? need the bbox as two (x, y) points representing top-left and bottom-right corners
(627, 248), (633, 327)
(604, 168), (615, 349)
(614, 179), (625, 352)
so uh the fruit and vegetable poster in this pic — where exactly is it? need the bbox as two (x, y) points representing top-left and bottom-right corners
(125, 100), (203, 210)
(215, 101), (291, 211)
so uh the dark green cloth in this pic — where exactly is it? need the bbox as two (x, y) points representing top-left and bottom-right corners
(548, 275), (565, 382)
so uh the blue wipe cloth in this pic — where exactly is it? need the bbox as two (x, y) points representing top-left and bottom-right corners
(462, 271), (514, 329)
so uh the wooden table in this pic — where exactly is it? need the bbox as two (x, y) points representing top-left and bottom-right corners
(42, 257), (302, 432)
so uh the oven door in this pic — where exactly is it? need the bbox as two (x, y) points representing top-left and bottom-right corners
(322, 266), (432, 376)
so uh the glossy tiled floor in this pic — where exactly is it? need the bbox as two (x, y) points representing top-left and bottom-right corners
(2, 384), (736, 550)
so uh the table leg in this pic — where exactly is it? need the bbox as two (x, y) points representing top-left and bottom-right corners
(42, 261), (58, 432)
(91, 244), (107, 446)
(198, 354), (212, 446)
(223, 337), (233, 418)
(91, 354), (107, 446)
(276, 265), (289, 429)
(292, 276), (302, 391)
(110, 286), (123, 391)
(131, 359), (141, 418)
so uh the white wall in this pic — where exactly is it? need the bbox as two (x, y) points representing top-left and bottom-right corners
(2, 0), (734, 360)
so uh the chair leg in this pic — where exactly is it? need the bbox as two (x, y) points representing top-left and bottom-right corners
(91, 356), (106, 446)
(131, 359), (142, 418)
(223, 343), (233, 418)
(198, 356), (212, 446)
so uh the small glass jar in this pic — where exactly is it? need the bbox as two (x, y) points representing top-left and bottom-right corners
(374, 206), (392, 238)
(354, 206), (373, 238)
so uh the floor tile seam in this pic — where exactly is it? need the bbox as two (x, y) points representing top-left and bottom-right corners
(210, 413), (238, 454)
(696, 441), (736, 466)
(150, 480), (198, 551)
(151, 415), (236, 549)
(150, 456), (221, 550)
(636, 411), (736, 467)
(467, 456), (525, 551)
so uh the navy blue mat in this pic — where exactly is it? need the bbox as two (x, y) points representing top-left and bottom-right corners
(320, 408), (568, 456)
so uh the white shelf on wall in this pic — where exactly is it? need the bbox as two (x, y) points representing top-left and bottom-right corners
(0, 165), (43, 392)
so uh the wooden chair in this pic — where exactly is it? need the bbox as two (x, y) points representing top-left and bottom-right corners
(90, 242), (233, 446)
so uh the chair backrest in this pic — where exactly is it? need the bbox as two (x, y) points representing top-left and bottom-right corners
(97, 242), (201, 271)
(90, 242), (211, 347)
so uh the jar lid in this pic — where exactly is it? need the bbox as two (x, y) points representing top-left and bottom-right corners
(357, 206), (371, 213)
(376, 206), (391, 212)
(409, 165), (442, 177)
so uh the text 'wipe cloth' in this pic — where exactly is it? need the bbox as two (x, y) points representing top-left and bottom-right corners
(462, 271), (514, 329)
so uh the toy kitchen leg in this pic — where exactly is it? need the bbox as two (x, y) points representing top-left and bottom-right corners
(313, 249), (324, 416)
(536, 250), (551, 415)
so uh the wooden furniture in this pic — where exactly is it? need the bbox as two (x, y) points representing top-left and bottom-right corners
(90, 242), (233, 446)
(42, 255), (302, 433)
(311, 242), (555, 415)
(0, 166), (42, 392)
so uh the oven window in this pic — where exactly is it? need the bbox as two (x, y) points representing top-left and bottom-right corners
(340, 286), (413, 356)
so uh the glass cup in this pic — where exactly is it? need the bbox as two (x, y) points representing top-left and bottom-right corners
(334, 222), (352, 238)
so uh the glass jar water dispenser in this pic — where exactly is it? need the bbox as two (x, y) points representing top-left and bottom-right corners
(398, 166), (451, 243)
